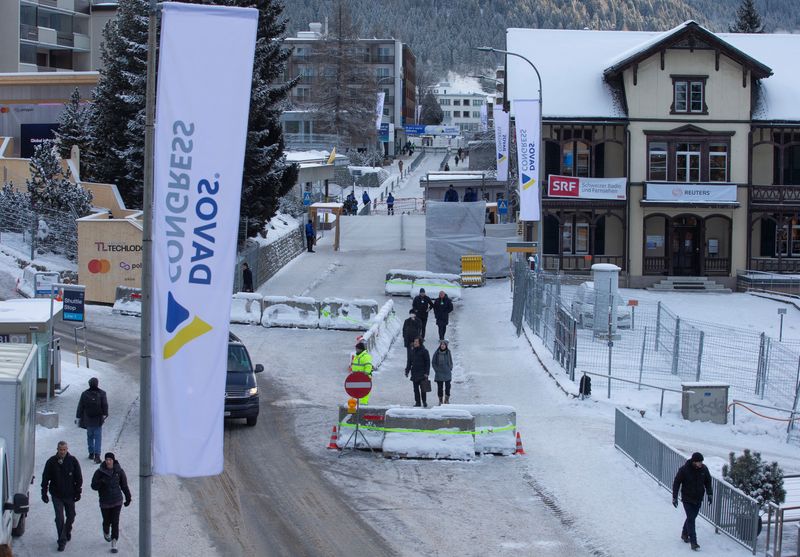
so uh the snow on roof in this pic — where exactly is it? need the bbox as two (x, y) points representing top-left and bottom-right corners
(506, 25), (800, 122)
(0, 299), (62, 324)
(424, 173), (486, 181)
(285, 150), (331, 162)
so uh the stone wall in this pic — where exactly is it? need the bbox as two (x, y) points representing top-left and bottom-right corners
(237, 225), (305, 291)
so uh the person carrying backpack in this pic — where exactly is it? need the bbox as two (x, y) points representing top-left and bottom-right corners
(76, 377), (108, 464)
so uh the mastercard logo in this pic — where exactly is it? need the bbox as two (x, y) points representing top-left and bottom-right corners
(88, 259), (111, 273)
(0, 107), (8, 114)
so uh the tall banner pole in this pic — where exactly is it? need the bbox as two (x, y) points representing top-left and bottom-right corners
(139, 0), (157, 554)
(514, 98), (541, 222)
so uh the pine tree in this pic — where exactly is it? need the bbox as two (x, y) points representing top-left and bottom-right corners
(26, 141), (93, 217)
(89, 0), (148, 208)
(722, 449), (786, 510)
(54, 88), (93, 174)
(420, 91), (444, 125)
(729, 0), (765, 32)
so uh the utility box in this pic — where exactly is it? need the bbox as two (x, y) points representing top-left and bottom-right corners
(681, 382), (729, 424)
(591, 263), (621, 337)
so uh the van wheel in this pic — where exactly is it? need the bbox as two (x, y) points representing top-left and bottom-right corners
(246, 416), (257, 427)
(12, 512), (26, 537)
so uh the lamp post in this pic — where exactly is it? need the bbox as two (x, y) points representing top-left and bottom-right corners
(475, 46), (543, 254)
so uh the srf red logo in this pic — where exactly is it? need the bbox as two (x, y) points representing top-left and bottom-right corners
(548, 175), (579, 197)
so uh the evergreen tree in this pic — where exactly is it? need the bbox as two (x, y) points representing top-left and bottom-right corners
(26, 141), (93, 217)
(722, 449), (786, 510)
(54, 88), (93, 173)
(89, 0), (148, 207)
(420, 91), (444, 125)
(729, 0), (765, 32)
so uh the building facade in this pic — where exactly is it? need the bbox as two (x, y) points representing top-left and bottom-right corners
(281, 23), (416, 155)
(506, 22), (800, 287)
(429, 82), (489, 136)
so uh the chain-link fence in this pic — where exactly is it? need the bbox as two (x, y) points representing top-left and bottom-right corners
(511, 261), (800, 412)
(0, 201), (79, 261)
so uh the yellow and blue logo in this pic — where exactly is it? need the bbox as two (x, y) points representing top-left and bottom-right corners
(162, 292), (212, 359)
(497, 152), (507, 164)
(522, 173), (536, 190)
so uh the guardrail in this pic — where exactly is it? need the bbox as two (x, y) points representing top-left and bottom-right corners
(615, 409), (761, 554)
(579, 370), (684, 417)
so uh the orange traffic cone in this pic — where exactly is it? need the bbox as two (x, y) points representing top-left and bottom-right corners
(515, 432), (526, 455)
(326, 425), (340, 450)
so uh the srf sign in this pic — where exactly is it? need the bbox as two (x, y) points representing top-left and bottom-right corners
(548, 176), (579, 197)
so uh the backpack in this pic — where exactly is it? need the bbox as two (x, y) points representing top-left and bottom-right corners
(85, 390), (103, 418)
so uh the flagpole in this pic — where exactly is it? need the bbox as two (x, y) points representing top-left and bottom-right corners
(139, 0), (157, 555)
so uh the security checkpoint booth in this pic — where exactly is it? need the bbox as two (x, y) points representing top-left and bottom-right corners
(308, 202), (344, 251)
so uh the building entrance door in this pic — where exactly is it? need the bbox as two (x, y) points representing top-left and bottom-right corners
(671, 216), (701, 276)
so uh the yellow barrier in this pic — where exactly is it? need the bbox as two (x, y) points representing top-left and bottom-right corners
(460, 255), (485, 287)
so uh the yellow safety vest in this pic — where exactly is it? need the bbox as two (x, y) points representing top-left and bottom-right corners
(351, 351), (373, 375)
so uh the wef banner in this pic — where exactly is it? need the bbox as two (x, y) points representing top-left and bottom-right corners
(493, 105), (509, 182)
(375, 92), (385, 130)
(548, 175), (627, 200)
(151, 3), (257, 477)
(514, 99), (541, 221)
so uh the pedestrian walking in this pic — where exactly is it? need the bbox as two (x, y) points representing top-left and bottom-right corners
(362, 190), (371, 215)
(457, 147), (463, 159)
(305, 219), (315, 252)
(405, 337), (431, 407)
(91, 452), (131, 554)
(444, 185), (459, 202)
(76, 377), (108, 464)
(412, 288), (434, 339)
(464, 187), (477, 202)
(672, 452), (713, 551)
(443, 162), (450, 172)
(41, 441), (83, 552)
(432, 339), (453, 405)
(402, 310), (423, 374)
(432, 290), (454, 340)
(387, 193), (395, 215)
(351, 341), (373, 405)
(454, 155), (460, 166)
(241, 262), (253, 292)
(398, 159), (404, 177)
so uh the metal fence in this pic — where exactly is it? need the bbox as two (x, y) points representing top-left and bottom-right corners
(0, 202), (79, 261)
(615, 408), (761, 554)
(408, 151), (426, 174)
(511, 262), (800, 414)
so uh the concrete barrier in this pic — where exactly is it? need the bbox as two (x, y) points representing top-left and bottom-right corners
(385, 269), (463, 300)
(360, 300), (401, 369)
(411, 277), (462, 301)
(447, 404), (516, 455)
(261, 295), (320, 328)
(319, 298), (378, 331)
(112, 286), (142, 316)
(337, 405), (393, 449)
(230, 292), (263, 325)
(382, 407), (476, 460)
(384, 270), (416, 296)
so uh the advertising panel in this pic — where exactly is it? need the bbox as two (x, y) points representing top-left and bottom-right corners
(547, 175), (627, 200)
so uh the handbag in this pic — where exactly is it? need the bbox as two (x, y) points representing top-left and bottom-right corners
(421, 377), (432, 393)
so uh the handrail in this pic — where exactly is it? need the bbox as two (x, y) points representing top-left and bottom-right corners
(579, 369), (687, 417)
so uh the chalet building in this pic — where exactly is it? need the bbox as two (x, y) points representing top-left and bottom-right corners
(506, 22), (800, 288)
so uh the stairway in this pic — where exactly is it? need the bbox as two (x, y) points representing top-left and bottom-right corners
(647, 276), (732, 293)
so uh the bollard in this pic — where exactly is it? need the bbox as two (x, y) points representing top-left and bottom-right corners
(638, 326), (647, 390)
(695, 330), (704, 381)
(671, 317), (681, 375)
(400, 213), (406, 251)
(655, 301), (661, 352)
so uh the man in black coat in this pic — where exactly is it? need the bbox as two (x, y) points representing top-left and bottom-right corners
(76, 377), (109, 464)
(41, 441), (83, 551)
(241, 262), (253, 292)
(405, 337), (431, 407)
(402, 310), (422, 373)
(412, 288), (434, 339)
(432, 290), (454, 340)
(672, 452), (713, 550)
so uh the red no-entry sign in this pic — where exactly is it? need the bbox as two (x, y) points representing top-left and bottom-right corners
(344, 372), (372, 399)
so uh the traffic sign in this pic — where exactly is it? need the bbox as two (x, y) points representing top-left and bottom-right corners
(497, 199), (508, 214)
(303, 191), (312, 206)
(344, 372), (372, 399)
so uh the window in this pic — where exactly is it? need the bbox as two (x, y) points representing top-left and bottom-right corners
(672, 76), (708, 114)
(463, 99), (471, 106)
(774, 225), (800, 256)
(575, 223), (589, 255)
(474, 99), (484, 106)
(439, 98), (450, 106)
(648, 142), (668, 181)
(709, 144), (728, 182)
(294, 86), (311, 102)
(443, 110), (451, 118)
(284, 120), (300, 134)
(473, 111), (481, 118)
(376, 67), (390, 78)
(453, 111), (460, 118)
(676, 143), (701, 182)
(453, 100), (461, 106)
(562, 141), (590, 178)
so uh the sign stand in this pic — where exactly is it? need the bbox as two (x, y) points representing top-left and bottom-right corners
(338, 399), (375, 456)
(340, 371), (375, 456)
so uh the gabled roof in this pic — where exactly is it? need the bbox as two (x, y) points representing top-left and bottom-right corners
(603, 21), (772, 80)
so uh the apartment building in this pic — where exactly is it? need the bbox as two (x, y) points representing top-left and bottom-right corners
(429, 82), (489, 136)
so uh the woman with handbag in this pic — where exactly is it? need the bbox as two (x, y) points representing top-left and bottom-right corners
(432, 339), (453, 404)
(405, 336), (431, 407)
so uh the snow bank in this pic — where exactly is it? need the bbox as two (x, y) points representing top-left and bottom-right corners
(319, 297), (378, 330)
(230, 292), (263, 324)
(382, 407), (475, 460)
(261, 295), (320, 328)
(447, 404), (517, 455)
(360, 299), (401, 368)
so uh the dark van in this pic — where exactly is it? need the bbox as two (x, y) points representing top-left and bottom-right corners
(225, 333), (263, 426)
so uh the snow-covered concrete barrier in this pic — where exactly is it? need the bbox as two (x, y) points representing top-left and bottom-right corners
(360, 300), (401, 368)
(112, 286), (142, 316)
(319, 298), (379, 330)
(261, 295), (320, 328)
(337, 405), (392, 449)
(230, 292), (263, 325)
(382, 407), (476, 460)
(385, 269), (463, 300)
(447, 404), (516, 455)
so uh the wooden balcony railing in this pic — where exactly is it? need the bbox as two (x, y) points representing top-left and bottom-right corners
(542, 254), (624, 272)
(750, 185), (800, 204)
(749, 258), (800, 273)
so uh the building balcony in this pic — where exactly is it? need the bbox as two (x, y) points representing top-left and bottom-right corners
(749, 185), (800, 206)
(37, 26), (58, 46)
(372, 56), (394, 64)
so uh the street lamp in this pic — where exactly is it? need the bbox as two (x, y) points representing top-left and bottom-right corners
(475, 46), (543, 254)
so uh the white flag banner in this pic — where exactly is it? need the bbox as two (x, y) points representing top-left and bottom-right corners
(375, 92), (385, 130)
(151, 2), (257, 477)
(480, 103), (488, 132)
(514, 99), (541, 221)
(493, 105), (509, 182)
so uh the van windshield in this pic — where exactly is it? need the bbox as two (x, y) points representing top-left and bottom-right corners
(227, 345), (253, 373)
